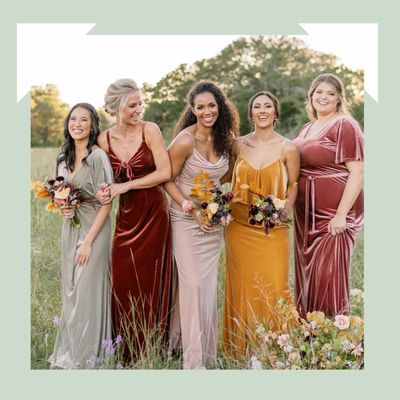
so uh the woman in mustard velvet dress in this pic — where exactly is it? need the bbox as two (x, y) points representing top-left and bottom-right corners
(223, 92), (300, 358)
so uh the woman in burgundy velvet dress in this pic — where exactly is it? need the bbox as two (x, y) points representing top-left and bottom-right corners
(97, 78), (172, 363)
(293, 74), (364, 317)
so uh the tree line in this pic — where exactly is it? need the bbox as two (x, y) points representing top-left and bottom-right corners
(31, 36), (364, 147)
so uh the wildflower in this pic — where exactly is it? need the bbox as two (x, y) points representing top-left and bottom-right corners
(307, 311), (325, 327)
(341, 340), (353, 353)
(321, 343), (332, 353)
(247, 356), (263, 370)
(283, 345), (293, 353)
(350, 288), (364, 299)
(115, 335), (122, 344)
(352, 343), (364, 356)
(275, 361), (286, 369)
(288, 352), (301, 363)
(334, 315), (350, 330)
(276, 334), (290, 348)
(102, 339), (115, 355)
(52, 316), (60, 326)
(86, 359), (95, 369)
(255, 324), (267, 336)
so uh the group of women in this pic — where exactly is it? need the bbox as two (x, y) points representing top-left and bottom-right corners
(47, 73), (364, 369)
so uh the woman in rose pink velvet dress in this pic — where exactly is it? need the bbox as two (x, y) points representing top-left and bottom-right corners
(293, 73), (364, 317)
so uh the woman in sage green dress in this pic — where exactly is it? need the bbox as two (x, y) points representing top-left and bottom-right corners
(48, 103), (113, 369)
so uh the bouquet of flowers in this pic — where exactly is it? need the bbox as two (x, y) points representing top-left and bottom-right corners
(31, 176), (91, 228)
(250, 298), (364, 370)
(185, 169), (233, 227)
(248, 193), (289, 235)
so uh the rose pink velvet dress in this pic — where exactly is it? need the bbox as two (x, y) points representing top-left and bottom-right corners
(293, 115), (364, 317)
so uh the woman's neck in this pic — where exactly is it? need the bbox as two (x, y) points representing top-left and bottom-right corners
(253, 126), (276, 144)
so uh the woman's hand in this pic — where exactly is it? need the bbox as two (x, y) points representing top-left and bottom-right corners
(328, 213), (347, 236)
(61, 206), (76, 219)
(75, 240), (92, 267)
(109, 182), (131, 201)
(190, 209), (214, 233)
(95, 184), (112, 205)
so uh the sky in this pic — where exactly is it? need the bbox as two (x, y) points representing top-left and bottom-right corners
(17, 23), (378, 108)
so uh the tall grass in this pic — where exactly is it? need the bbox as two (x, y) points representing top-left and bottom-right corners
(31, 148), (364, 369)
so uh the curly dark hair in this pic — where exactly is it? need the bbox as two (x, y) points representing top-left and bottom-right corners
(56, 103), (100, 173)
(174, 81), (239, 157)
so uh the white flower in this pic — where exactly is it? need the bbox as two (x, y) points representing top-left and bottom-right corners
(283, 345), (293, 353)
(248, 356), (263, 370)
(334, 315), (350, 330)
(255, 212), (264, 222)
(277, 334), (291, 348)
(350, 288), (364, 298)
(288, 352), (301, 363)
(341, 340), (353, 353)
(207, 202), (219, 215)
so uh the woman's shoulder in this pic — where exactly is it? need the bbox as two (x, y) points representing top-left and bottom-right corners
(334, 114), (363, 133)
(171, 128), (195, 149)
(88, 146), (109, 163)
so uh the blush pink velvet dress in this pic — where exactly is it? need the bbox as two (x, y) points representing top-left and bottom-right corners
(293, 115), (364, 317)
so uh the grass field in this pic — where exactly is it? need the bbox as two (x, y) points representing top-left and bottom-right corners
(31, 147), (364, 369)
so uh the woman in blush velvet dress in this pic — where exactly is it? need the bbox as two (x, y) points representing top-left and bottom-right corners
(164, 81), (239, 369)
(97, 79), (173, 364)
(293, 74), (364, 317)
(222, 92), (300, 358)
(49, 103), (113, 369)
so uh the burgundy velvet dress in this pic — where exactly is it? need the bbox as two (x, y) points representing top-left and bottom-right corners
(106, 122), (172, 361)
(293, 115), (364, 317)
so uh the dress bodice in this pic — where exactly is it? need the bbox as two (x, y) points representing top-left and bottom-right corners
(106, 122), (155, 183)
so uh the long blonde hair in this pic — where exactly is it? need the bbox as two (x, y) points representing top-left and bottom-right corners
(306, 73), (350, 120)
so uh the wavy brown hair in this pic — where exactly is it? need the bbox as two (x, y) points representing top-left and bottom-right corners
(56, 103), (100, 173)
(174, 81), (239, 157)
(247, 91), (280, 128)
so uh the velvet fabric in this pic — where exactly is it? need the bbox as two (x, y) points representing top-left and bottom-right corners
(223, 142), (291, 358)
(293, 115), (364, 317)
(106, 123), (172, 362)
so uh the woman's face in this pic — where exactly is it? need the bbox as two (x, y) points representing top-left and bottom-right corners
(120, 91), (143, 125)
(192, 92), (219, 128)
(68, 107), (92, 142)
(251, 94), (276, 128)
(312, 82), (339, 118)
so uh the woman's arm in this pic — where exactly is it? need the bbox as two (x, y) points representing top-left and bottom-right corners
(108, 123), (171, 200)
(328, 160), (364, 236)
(75, 203), (112, 267)
(163, 132), (214, 233)
(283, 141), (300, 212)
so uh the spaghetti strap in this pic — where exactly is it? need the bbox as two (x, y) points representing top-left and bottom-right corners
(106, 130), (114, 154)
(141, 121), (146, 141)
(182, 130), (195, 145)
(280, 139), (288, 158)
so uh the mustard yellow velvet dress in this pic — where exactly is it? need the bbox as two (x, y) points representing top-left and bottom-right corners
(223, 150), (291, 357)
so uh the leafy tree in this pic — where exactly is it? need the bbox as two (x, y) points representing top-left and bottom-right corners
(31, 84), (69, 147)
(143, 36), (364, 143)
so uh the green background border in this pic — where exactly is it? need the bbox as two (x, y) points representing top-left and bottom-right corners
(2, 0), (398, 399)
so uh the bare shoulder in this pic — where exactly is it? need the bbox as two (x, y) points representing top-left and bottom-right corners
(283, 139), (298, 153)
(143, 121), (162, 136)
(169, 129), (194, 152)
(97, 131), (109, 152)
